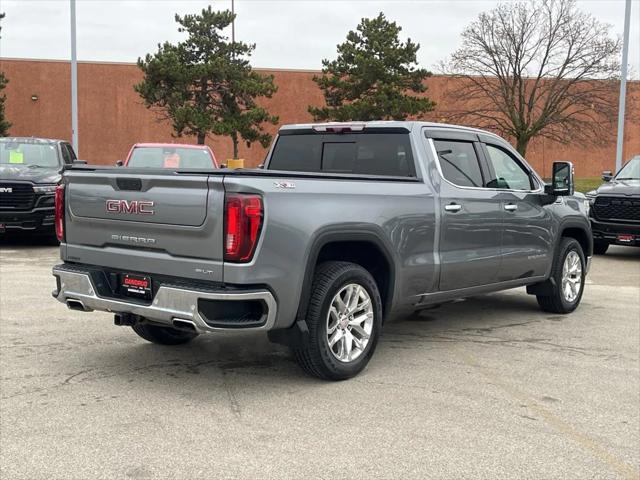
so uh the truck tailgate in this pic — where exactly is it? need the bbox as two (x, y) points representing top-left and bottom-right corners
(63, 170), (225, 282)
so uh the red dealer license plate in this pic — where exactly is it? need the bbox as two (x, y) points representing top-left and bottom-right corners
(120, 273), (152, 301)
(616, 234), (635, 244)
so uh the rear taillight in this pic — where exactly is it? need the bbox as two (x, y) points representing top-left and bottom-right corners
(54, 184), (65, 242)
(224, 193), (263, 262)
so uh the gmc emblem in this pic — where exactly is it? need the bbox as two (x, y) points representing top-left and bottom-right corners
(106, 199), (155, 215)
(0, 187), (13, 193)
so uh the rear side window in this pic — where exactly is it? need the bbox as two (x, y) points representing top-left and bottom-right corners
(268, 133), (416, 177)
(433, 140), (483, 188)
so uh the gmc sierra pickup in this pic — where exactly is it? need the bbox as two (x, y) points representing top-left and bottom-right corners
(52, 122), (592, 380)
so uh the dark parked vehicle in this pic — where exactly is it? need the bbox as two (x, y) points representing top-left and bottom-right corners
(586, 156), (640, 254)
(0, 138), (78, 237)
(52, 122), (592, 380)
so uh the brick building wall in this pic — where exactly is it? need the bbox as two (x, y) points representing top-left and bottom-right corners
(1, 58), (638, 177)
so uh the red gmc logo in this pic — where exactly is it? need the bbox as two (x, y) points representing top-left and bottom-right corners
(106, 199), (155, 215)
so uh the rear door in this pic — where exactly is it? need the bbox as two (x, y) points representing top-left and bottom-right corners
(425, 129), (503, 291)
(64, 169), (225, 282)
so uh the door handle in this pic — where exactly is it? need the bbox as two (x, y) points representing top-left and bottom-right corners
(444, 203), (462, 213)
(504, 203), (518, 212)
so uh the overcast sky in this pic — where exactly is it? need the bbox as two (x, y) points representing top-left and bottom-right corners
(0, 0), (638, 77)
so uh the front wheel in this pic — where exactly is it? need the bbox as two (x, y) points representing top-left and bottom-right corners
(536, 238), (586, 314)
(292, 261), (383, 381)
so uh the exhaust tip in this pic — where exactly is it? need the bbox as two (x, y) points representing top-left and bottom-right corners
(172, 319), (198, 333)
(66, 299), (88, 312)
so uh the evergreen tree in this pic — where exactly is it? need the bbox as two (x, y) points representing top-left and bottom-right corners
(309, 13), (435, 122)
(135, 7), (277, 158)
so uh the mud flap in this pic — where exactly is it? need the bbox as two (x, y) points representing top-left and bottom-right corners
(267, 320), (310, 348)
(526, 277), (557, 296)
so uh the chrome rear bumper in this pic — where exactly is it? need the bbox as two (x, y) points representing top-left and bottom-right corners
(52, 266), (277, 334)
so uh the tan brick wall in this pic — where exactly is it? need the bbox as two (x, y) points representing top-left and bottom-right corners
(1, 58), (638, 177)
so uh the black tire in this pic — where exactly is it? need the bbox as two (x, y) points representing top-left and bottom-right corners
(292, 261), (383, 381)
(131, 322), (198, 345)
(536, 237), (586, 314)
(593, 240), (609, 255)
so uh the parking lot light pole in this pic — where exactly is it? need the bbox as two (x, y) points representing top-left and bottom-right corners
(231, 0), (235, 45)
(615, 0), (631, 173)
(70, 0), (78, 154)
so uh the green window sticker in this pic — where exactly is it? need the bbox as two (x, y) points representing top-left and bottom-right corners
(9, 151), (24, 164)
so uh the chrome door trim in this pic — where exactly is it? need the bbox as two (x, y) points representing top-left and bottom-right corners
(426, 137), (544, 194)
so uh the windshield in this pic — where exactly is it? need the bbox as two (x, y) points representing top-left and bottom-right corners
(128, 147), (215, 168)
(616, 157), (640, 180)
(0, 141), (60, 168)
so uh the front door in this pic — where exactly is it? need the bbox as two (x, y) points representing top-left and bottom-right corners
(479, 141), (553, 281)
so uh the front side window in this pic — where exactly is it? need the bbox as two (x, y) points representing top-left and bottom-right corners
(60, 144), (71, 164)
(65, 144), (77, 161)
(433, 139), (483, 188)
(484, 144), (533, 190)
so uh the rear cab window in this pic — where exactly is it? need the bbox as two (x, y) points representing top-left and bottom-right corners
(267, 130), (417, 178)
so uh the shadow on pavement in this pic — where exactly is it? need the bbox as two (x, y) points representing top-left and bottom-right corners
(599, 245), (640, 260)
(0, 233), (59, 249)
(71, 292), (549, 388)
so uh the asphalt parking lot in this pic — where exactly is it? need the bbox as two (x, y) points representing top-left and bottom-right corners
(0, 240), (638, 480)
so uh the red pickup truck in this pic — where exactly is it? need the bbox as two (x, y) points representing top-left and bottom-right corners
(120, 143), (218, 169)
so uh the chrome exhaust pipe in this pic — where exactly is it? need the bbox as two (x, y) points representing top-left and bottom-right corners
(172, 318), (198, 333)
(66, 299), (88, 312)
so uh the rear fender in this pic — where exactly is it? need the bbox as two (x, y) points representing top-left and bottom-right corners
(295, 226), (397, 322)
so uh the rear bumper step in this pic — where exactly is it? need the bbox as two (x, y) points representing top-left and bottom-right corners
(52, 266), (277, 334)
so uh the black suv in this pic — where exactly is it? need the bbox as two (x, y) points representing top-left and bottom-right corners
(0, 137), (78, 237)
(586, 156), (640, 254)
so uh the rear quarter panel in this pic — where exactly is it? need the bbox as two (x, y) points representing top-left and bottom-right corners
(223, 175), (437, 329)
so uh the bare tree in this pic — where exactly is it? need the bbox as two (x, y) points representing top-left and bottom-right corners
(440, 0), (621, 156)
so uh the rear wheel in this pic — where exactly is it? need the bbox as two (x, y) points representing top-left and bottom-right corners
(293, 261), (382, 381)
(536, 237), (585, 314)
(593, 240), (609, 255)
(131, 322), (198, 345)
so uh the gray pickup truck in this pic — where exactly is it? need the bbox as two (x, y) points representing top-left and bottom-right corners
(52, 122), (592, 380)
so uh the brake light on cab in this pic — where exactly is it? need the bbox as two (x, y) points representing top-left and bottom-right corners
(54, 184), (65, 242)
(224, 193), (263, 262)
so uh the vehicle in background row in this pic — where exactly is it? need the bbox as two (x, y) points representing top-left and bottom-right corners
(586, 155), (640, 254)
(118, 143), (218, 169)
(52, 122), (592, 380)
(0, 137), (78, 238)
